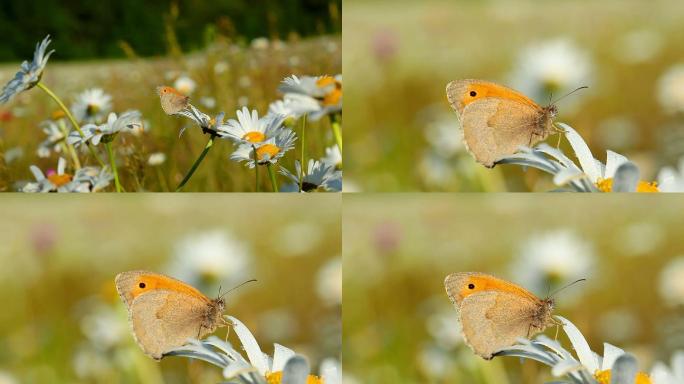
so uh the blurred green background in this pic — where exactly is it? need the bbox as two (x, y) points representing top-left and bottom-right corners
(344, 0), (684, 191)
(0, 195), (341, 383)
(0, 0), (341, 60)
(343, 194), (684, 383)
(0, 1), (341, 191)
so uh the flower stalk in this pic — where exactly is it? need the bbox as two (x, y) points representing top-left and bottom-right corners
(175, 134), (216, 192)
(36, 81), (105, 168)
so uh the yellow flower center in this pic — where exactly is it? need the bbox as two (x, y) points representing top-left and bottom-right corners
(243, 131), (266, 143)
(256, 144), (280, 161)
(595, 178), (659, 193)
(265, 371), (323, 384)
(316, 76), (336, 88)
(323, 87), (342, 107)
(47, 173), (73, 187)
(594, 369), (651, 384)
(51, 110), (66, 120)
(86, 103), (100, 116)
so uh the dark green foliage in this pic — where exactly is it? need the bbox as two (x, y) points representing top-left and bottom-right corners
(0, 0), (341, 61)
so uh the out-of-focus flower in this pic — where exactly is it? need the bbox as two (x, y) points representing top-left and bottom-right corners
(214, 62), (229, 75)
(230, 130), (296, 168)
(651, 351), (684, 384)
(0, 35), (54, 104)
(3, 146), (24, 164)
(37, 120), (67, 157)
(417, 344), (453, 380)
(426, 307), (462, 350)
(0, 371), (18, 384)
(238, 76), (252, 88)
(424, 112), (464, 158)
(147, 152), (166, 166)
(510, 38), (592, 108)
(658, 157), (684, 192)
(498, 124), (659, 192)
(418, 151), (458, 189)
(67, 111), (142, 146)
(321, 145), (342, 170)
(659, 256), (684, 307)
(251, 37), (270, 50)
(278, 75), (342, 121)
(80, 303), (128, 350)
(316, 257), (342, 306)
(22, 157), (112, 193)
(219, 107), (287, 146)
(71, 88), (112, 123)
(597, 308), (640, 343)
(166, 230), (251, 290)
(499, 316), (651, 384)
(173, 75), (196, 95)
(200, 96), (216, 109)
(372, 29), (398, 62)
(279, 159), (341, 192)
(657, 64), (684, 115)
(614, 29), (663, 64)
(268, 99), (301, 121)
(511, 229), (594, 300)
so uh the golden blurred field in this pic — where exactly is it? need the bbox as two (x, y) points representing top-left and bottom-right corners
(344, 0), (684, 191)
(0, 195), (341, 383)
(0, 35), (341, 192)
(343, 194), (684, 383)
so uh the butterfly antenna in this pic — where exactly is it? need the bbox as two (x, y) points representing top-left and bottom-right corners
(548, 278), (586, 299)
(219, 279), (257, 299)
(551, 86), (588, 105)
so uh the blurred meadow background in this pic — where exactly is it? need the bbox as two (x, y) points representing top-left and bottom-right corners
(0, 1), (341, 192)
(343, 195), (684, 383)
(0, 195), (341, 383)
(344, 0), (684, 191)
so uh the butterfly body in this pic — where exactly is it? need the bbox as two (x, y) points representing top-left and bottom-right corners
(446, 79), (557, 167)
(157, 86), (190, 115)
(444, 272), (554, 359)
(115, 270), (228, 360)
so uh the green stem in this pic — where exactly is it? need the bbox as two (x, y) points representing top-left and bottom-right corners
(175, 135), (215, 192)
(105, 142), (122, 193)
(330, 114), (342, 152)
(299, 114), (307, 192)
(267, 163), (278, 192)
(253, 146), (259, 192)
(56, 120), (81, 169)
(36, 82), (105, 167)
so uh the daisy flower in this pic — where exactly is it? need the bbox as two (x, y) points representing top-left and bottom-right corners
(497, 123), (659, 192)
(67, 110), (142, 146)
(36, 120), (67, 158)
(268, 99), (301, 121)
(173, 104), (227, 136)
(321, 145), (342, 169)
(173, 75), (196, 95)
(70, 88), (112, 123)
(22, 157), (112, 193)
(497, 316), (652, 384)
(657, 157), (684, 192)
(650, 351), (684, 384)
(657, 64), (684, 114)
(658, 256), (684, 307)
(218, 107), (288, 146)
(166, 230), (251, 291)
(147, 152), (166, 166)
(279, 159), (341, 192)
(166, 316), (341, 384)
(231, 130), (297, 168)
(511, 229), (594, 300)
(278, 75), (342, 121)
(510, 38), (592, 106)
(0, 35), (54, 104)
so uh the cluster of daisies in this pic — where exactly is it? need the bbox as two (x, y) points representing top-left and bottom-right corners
(165, 73), (342, 192)
(0, 35), (342, 192)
